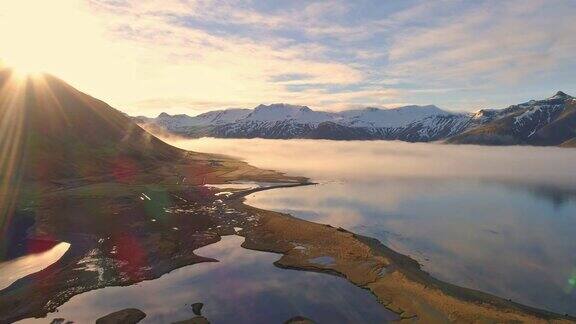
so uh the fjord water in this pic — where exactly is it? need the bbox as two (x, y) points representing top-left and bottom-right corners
(171, 138), (576, 316)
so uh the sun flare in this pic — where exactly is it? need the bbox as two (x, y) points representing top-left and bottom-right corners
(0, 0), (107, 82)
(0, 1), (60, 76)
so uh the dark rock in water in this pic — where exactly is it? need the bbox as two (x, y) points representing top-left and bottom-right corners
(284, 315), (315, 324)
(50, 319), (73, 324)
(50, 319), (69, 324)
(191, 302), (204, 315)
(172, 316), (210, 324)
(95, 308), (146, 324)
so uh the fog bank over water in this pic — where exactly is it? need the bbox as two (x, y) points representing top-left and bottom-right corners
(168, 138), (576, 187)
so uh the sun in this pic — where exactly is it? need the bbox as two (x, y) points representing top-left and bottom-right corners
(0, 58), (44, 82)
(1, 57), (46, 79)
(0, 0), (96, 80)
(0, 0), (59, 78)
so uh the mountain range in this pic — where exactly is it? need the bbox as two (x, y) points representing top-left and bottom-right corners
(134, 91), (576, 147)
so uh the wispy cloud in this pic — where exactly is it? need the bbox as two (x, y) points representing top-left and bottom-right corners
(387, 0), (576, 87)
(85, 0), (380, 115)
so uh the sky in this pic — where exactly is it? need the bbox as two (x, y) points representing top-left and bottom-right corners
(0, 0), (575, 117)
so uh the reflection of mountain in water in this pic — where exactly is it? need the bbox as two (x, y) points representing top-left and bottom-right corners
(493, 181), (576, 209)
(524, 185), (576, 208)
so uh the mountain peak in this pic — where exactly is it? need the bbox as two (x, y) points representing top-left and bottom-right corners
(256, 103), (307, 110)
(549, 91), (572, 100)
(158, 112), (171, 118)
(0, 70), (183, 181)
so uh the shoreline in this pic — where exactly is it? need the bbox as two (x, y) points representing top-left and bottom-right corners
(2, 159), (575, 323)
(229, 183), (576, 323)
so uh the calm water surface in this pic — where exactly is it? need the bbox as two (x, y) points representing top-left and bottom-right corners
(171, 138), (576, 316)
(19, 236), (396, 323)
(0, 242), (70, 290)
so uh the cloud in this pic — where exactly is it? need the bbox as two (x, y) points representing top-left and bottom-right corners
(2, 0), (575, 115)
(387, 0), (576, 87)
(83, 0), (376, 115)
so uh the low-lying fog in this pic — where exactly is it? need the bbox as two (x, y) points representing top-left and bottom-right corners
(169, 137), (576, 188)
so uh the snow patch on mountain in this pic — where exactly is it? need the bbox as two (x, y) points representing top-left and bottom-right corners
(190, 109), (251, 126)
(513, 91), (572, 129)
(340, 105), (448, 128)
(244, 104), (337, 124)
(153, 109), (250, 132)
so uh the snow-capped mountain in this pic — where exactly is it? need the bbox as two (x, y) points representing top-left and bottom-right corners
(134, 92), (576, 146)
(339, 105), (449, 128)
(246, 104), (337, 124)
(147, 109), (251, 130)
(449, 91), (576, 146)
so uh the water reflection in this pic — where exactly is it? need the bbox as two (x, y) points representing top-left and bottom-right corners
(0, 242), (70, 290)
(246, 181), (576, 314)
(204, 181), (287, 190)
(168, 138), (576, 316)
(19, 236), (397, 323)
(498, 181), (576, 208)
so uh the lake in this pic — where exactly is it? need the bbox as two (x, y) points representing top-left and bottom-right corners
(170, 138), (576, 316)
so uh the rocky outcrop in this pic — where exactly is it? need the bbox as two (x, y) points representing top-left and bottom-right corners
(95, 308), (146, 324)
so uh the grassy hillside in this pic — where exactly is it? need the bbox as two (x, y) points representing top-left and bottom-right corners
(0, 69), (184, 182)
